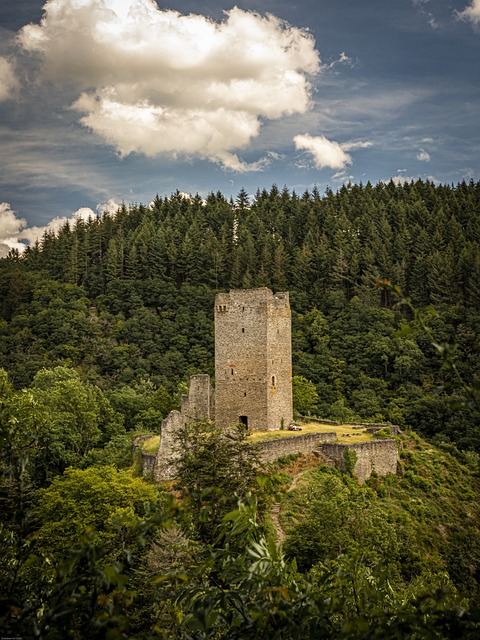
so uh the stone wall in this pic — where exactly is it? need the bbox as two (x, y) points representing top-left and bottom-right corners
(139, 452), (157, 477)
(298, 416), (401, 434)
(155, 410), (185, 481)
(132, 434), (156, 451)
(138, 426), (398, 484)
(257, 432), (337, 463)
(181, 374), (215, 423)
(266, 291), (293, 430)
(320, 440), (398, 483)
(364, 425), (401, 436)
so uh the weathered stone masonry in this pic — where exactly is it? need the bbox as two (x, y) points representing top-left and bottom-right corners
(136, 429), (399, 484)
(181, 374), (215, 423)
(257, 432), (337, 463)
(255, 435), (398, 483)
(215, 288), (293, 431)
(321, 440), (399, 484)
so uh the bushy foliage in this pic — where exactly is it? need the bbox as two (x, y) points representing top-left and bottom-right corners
(281, 434), (480, 600)
(34, 465), (162, 554)
(173, 421), (260, 540)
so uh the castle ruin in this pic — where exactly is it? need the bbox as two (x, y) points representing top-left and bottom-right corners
(135, 287), (398, 483)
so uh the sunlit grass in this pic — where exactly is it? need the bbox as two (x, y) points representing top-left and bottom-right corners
(248, 421), (375, 444)
(142, 435), (160, 454)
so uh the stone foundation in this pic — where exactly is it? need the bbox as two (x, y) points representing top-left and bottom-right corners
(257, 432), (336, 463)
(320, 439), (398, 483)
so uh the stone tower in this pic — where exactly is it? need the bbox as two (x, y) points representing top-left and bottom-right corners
(214, 288), (293, 430)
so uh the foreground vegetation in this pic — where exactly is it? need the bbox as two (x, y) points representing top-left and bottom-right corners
(1, 410), (479, 638)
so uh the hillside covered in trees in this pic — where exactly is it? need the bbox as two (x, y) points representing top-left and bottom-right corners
(1, 179), (480, 451)
(2, 178), (480, 638)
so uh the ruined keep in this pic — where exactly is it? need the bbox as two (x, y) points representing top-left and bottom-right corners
(214, 288), (293, 430)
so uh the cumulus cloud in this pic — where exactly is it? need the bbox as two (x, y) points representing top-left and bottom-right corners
(457, 0), (480, 26)
(0, 57), (20, 102)
(389, 175), (419, 185)
(388, 174), (438, 186)
(293, 134), (352, 170)
(0, 203), (27, 257)
(96, 198), (121, 216)
(416, 148), (431, 161)
(18, 0), (320, 171)
(16, 207), (96, 247)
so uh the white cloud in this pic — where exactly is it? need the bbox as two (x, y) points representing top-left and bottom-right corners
(416, 148), (431, 161)
(18, 207), (96, 247)
(18, 0), (320, 171)
(322, 51), (354, 71)
(0, 57), (20, 102)
(389, 176), (419, 185)
(412, 0), (438, 29)
(331, 171), (354, 183)
(341, 140), (374, 152)
(96, 198), (121, 216)
(0, 203), (27, 257)
(389, 174), (439, 185)
(457, 1), (480, 27)
(293, 134), (352, 170)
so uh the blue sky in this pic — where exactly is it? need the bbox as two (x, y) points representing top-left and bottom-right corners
(1, 0), (479, 255)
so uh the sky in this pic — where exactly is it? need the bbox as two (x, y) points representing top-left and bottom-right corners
(1, 0), (480, 255)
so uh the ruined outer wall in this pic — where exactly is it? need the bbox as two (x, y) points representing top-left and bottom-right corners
(139, 452), (157, 477)
(257, 432), (337, 463)
(132, 436), (158, 478)
(181, 374), (215, 423)
(320, 440), (398, 483)
(155, 410), (185, 481)
(215, 288), (292, 430)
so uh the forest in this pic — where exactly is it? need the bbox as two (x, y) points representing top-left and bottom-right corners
(1, 178), (480, 637)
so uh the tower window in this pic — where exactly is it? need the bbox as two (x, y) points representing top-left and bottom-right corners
(242, 327), (245, 333)
(272, 375), (276, 386)
(231, 368), (234, 375)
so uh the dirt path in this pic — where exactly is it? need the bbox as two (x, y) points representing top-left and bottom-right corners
(270, 468), (310, 545)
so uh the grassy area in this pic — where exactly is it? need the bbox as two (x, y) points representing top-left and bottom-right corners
(142, 435), (160, 454)
(141, 423), (376, 452)
(248, 422), (375, 443)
